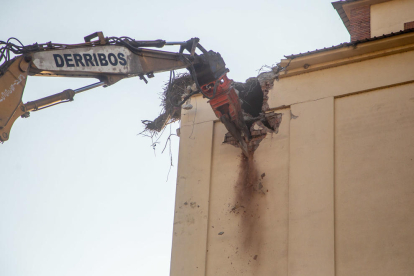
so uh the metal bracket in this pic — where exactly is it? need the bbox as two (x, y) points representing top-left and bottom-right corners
(139, 74), (148, 84)
(84, 32), (106, 45)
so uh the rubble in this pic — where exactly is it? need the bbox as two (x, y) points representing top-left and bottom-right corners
(141, 73), (194, 137)
(223, 66), (283, 152)
(141, 65), (284, 154)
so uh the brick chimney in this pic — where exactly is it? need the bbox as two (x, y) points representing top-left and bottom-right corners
(332, 0), (372, 42)
(349, 5), (371, 41)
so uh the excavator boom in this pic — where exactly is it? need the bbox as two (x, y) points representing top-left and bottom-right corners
(0, 32), (250, 156)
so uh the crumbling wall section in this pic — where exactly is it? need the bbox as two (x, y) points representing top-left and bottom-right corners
(224, 67), (283, 151)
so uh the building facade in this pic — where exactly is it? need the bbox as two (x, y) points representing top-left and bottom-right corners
(171, 1), (414, 275)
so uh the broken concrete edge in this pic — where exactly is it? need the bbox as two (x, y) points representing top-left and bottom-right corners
(258, 63), (288, 111)
(223, 63), (285, 151)
(223, 112), (283, 151)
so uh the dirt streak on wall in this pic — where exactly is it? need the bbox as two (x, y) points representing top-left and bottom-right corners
(232, 152), (267, 272)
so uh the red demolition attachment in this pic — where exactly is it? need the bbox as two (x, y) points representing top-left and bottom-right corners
(201, 74), (251, 156)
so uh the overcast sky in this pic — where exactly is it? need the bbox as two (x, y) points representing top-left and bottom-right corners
(0, 1), (349, 275)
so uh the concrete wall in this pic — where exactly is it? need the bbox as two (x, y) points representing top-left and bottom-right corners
(371, 0), (414, 37)
(335, 83), (414, 276)
(170, 44), (414, 275)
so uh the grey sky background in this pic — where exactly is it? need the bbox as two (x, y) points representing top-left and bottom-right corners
(1, 1), (349, 275)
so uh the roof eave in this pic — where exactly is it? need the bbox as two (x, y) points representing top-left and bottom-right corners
(279, 31), (414, 78)
(331, 0), (392, 35)
(332, 1), (352, 35)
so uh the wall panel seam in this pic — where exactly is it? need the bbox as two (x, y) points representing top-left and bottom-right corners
(203, 121), (215, 276)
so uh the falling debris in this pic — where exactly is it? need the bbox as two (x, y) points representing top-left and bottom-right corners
(218, 232), (225, 235)
(223, 112), (282, 152)
(226, 65), (288, 252)
(141, 73), (194, 137)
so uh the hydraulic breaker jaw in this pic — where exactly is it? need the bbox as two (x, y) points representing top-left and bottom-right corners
(192, 51), (251, 155)
(200, 74), (252, 157)
(193, 51), (227, 85)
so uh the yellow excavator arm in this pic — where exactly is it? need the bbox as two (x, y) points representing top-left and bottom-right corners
(0, 32), (229, 143)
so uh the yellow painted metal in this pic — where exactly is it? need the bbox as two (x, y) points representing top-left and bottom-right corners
(0, 56), (29, 141)
(0, 42), (191, 142)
